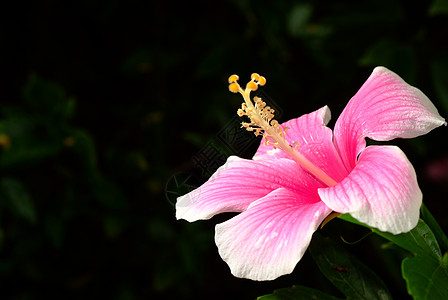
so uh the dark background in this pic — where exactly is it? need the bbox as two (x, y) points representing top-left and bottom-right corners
(0, 0), (447, 299)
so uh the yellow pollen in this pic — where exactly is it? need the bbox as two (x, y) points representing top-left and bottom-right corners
(246, 81), (258, 91)
(227, 73), (289, 149)
(228, 74), (239, 83)
(251, 73), (260, 81)
(229, 82), (240, 93)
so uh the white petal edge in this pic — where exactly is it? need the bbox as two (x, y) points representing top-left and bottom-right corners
(215, 188), (331, 280)
(176, 156), (318, 222)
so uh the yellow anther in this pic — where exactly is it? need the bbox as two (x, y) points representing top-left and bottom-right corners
(246, 81), (258, 91)
(251, 73), (260, 81)
(228, 74), (239, 83)
(229, 82), (240, 93)
(229, 72), (286, 147)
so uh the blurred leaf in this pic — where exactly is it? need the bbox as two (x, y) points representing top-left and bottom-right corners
(146, 217), (174, 241)
(0, 177), (36, 223)
(0, 74), (76, 169)
(323, 0), (403, 27)
(431, 56), (448, 115)
(310, 234), (392, 300)
(102, 215), (127, 238)
(122, 49), (153, 74)
(44, 215), (65, 247)
(258, 285), (343, 300)
(65, 128), (98, 174)
(92, 176), (128, 210)
(0, 116), (63, 168)
(22, 74), (76, 121)
(288, 4), (313, 37)
(359, 39), (417, 82)
(429, 0), (448, 15)
(195, 39), (233, 79)
(122, 47), (182, 75)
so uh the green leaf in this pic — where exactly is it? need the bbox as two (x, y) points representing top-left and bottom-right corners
(0, 115), (63, 168)
(339, 215), (441, 259)
(0, 177), (36, 223)
(443, 253), (448, 266)
(339, 214), (448, 299)
(429, 0), (448, 16)
(402, 253), (448, 300)
(309, 234), (392, 300)
(375, 221), (441, 260)
(22, 74), (75, 121)
(258, 285), (343, 300)
(420, 203), (448, 253)
(288, 4), (313, 37)
(65, 128), (98, 175)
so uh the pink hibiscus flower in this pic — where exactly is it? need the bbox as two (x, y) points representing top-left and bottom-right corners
(176, 67), (446, 281)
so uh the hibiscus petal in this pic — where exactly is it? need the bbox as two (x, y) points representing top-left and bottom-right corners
(254, 106), (349, 182)
(176, 156), (321, 222)
(318, 145), (422, 234)
(334, 66), (446, 170)
(215, 187), (331, 280)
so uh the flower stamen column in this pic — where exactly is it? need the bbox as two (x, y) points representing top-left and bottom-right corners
(229, 73), (338, 187)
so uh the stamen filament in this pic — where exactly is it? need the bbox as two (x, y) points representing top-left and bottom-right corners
(229, 74), (338, 187)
